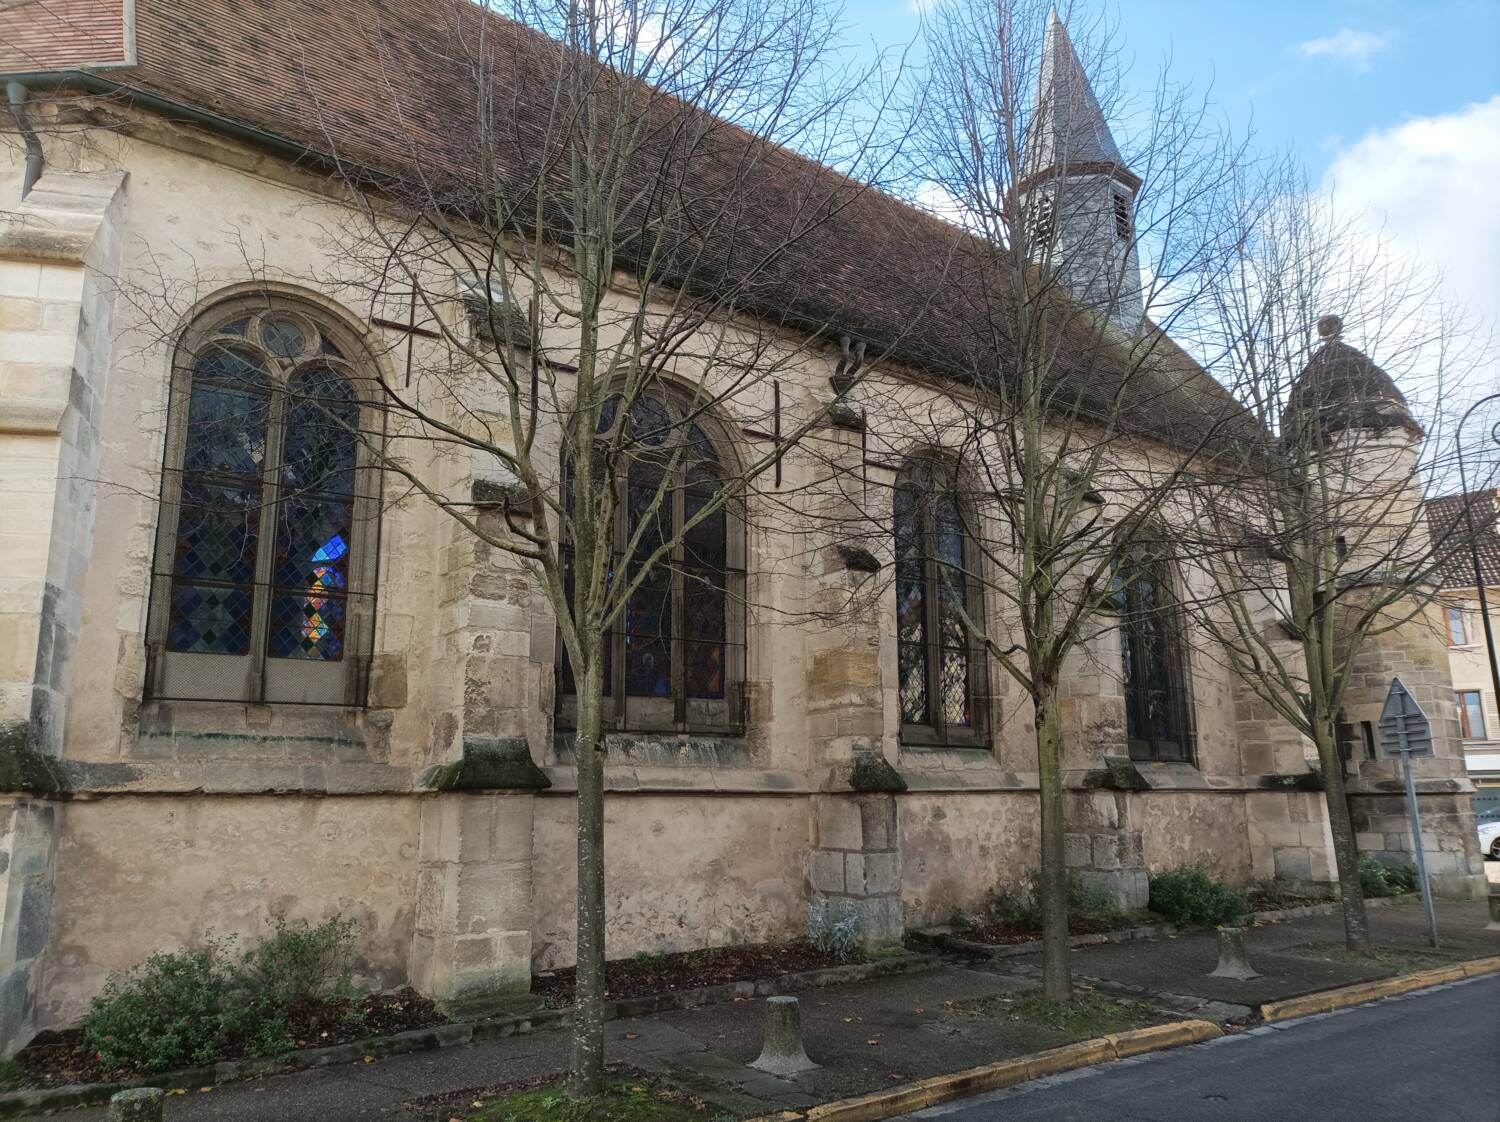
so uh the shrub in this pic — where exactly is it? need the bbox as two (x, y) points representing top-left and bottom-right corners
(807, 895), (862, 959)
(1147, 866), (1247, 927)
(240, 914), (357, 1013)
(81, 938), (246, 1073)
(81, 914), (360, 1075)
(988, 870), (1127, 931)
(1358, 855), (1419, 898)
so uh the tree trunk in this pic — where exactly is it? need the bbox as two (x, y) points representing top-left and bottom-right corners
(567, 660), (608, 1098)
(1311, 713), (1372, 955)
(1034, 680), (1072, 1001)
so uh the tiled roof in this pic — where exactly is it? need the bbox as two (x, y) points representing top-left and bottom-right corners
(1426, 489), (1500, 590)
(1, 0), (1251, 449)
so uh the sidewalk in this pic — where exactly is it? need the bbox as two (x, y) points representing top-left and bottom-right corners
(23, 897), (1499, 1121)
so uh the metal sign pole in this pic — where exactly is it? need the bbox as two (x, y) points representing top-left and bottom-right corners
(1399, 747), (1440, 949)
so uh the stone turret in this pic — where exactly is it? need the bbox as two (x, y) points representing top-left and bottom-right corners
(1293, 316), (1487, 900)
(1019, 12), (1144, 331)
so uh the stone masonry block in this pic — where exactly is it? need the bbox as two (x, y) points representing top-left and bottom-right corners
(862, 851), (901, 896)
(1064, 833), (1092, 868)
(809, 850), (844, 894)
(815, 798), (863, 851)
(858, 796), (897, 851)
(844, 853), (866, 894)
(1273, 848), (1313, 882)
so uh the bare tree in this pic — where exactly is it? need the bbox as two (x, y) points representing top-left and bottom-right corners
(1175, 163), (1489, 954)
(99, 0), (920, 1097)
(862, 0), (1254, 1000)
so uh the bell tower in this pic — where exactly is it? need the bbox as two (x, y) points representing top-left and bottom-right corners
(1020, 12), (1143, 331)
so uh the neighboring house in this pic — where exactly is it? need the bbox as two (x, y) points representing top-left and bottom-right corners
(1427, 488), (1500, 819)
(0, 0), (1485, 1055)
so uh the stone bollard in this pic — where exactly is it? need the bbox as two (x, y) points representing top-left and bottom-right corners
(749, 995), (819, 1076)
(108, 1088), (164, 1122)
(1487, 888), (1500, 932)
(1207, 926), (1261, 981)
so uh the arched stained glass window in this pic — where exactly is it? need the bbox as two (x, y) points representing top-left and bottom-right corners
(894, 456), (986, 747)
(147, 299), (380, 706)
(556, 392), (744, 733)
(1115, 553), (1192, 762)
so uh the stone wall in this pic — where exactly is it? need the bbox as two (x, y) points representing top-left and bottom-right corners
(37, 796), (420, 1027)
(530, 793), (808, 969)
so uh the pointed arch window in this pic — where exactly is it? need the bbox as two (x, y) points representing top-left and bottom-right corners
(894, 456), (987, 747)
(1114, 553), (1192, 762)
(146, 298), (381, 705)
(556, 392), (745, 733)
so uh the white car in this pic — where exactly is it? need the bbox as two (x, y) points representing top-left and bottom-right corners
(1481, 820), (1500, 861)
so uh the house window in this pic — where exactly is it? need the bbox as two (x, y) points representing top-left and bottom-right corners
(894, 456), (986, 747)
(1029, 195), (1056, 247)
(555, 392), (744, 732)
(146, 297), (380, 704)
(1115, 553), (1192, 762)
(1112, 192), (1132, 240)
(1447, 606), (1470, 646)
(1458, 690), (1488, 740)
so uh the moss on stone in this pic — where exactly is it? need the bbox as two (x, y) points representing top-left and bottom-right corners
(1082, 758), (1149, 792)
(849, 753), (907, 793)
(0, 730), (68, 795)
(424, 739), (551, 792)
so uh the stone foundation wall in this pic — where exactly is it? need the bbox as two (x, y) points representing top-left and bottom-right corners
(36, 796), (420, 1028)
(898, 791), (1039, 925)
(1349, 790), (1487, 900)
(529, 792), (807, 970)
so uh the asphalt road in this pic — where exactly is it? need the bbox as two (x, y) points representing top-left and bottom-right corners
(902, 974), (1500, 1122)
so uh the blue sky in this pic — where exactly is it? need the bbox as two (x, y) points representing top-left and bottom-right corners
(842, 0), (1500, 180)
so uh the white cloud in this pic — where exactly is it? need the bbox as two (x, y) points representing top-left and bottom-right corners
(1296, 28), (1393, 71)
(1323, 95), (1500, 323)
(1323, 97), (1500, 466)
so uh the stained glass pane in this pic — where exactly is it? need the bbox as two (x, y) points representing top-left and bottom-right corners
(684, 467), (726, 569)
(173, 482), (260, 584)
(167, 584), (254, 655)
(684, 569), (725, 698)
(594, 395), (621, 434)
(940, 648), (971, 728)
(217, 318), (249, 337)
(557, 548), (612, 697)
(686, 424), (718, 464)
(266, 491), (351, 661)
(627, 394), (671, 446)
(194, 344), (270, 392)
(260, 316), (307, 359)
(899, 641), (927, 724)
(896, 575), (924, 644)
(282, 367), (359, 497)
(267, 588), (346, 660)
(183, 386), (269, 478)
(627, 463), (668, 555)
(624, 570), (671, 697)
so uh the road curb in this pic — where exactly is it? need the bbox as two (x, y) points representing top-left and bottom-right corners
(752, 1019), (1222, 1122)
(1258, 954), (1500, 1022)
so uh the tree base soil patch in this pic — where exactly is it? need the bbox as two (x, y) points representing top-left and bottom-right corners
(15, 988), (446, 1088)
(957, 913), (1155, 946)
(531, 940), (865, 1006)
(409, 1069), (717, 1122)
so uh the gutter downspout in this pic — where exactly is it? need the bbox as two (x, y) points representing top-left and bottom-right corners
(5, 80), (44, 199)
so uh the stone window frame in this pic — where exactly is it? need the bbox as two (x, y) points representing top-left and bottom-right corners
(553, 385), (747, 736)
(893, 452), (990, 750)
(143, 290), (385, 708)
(1112, 549), (1196, 764)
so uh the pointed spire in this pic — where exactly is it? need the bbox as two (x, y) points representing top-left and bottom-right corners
(1030, 11), (1124, 175)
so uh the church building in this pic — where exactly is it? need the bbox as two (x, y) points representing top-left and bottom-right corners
(0, 0), (1485, 1054)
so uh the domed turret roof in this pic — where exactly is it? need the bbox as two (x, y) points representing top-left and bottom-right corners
(1285, 316), (1423, 439)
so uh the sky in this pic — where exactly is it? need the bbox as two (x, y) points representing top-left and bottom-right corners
(834, 0), (1500, 478)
